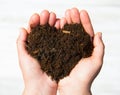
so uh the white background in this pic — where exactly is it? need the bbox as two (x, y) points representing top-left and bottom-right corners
(0, 0), (120, 95)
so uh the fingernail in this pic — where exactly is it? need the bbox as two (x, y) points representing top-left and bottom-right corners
(19, 28), (22, 36)
(19, 28), (24, 40)
(99, 32), (102, 39)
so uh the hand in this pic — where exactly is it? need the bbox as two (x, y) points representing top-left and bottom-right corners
(17, 8), (105, 95)
(17, 10), (59, 95)
(58, 8), (105, 95)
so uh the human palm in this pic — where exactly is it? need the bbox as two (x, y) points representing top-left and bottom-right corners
(17, 10), (58, 95)
(17, 8), (104, 95)
(58, 8), (104, 95)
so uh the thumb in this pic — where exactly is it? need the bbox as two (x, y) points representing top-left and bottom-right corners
(16, 28), (28, 57)
(92, 32), (105, 61)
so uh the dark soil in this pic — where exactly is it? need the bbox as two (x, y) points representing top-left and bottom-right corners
(26, 23), (93, 83)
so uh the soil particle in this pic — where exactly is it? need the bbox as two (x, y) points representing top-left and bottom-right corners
(26, 23), (93, 83)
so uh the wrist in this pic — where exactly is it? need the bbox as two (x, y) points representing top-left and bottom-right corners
(22, 82), (57, 95)
(22, 85), (42, 95)
(23, 87), (57, 95)
(59, 78), (92, 95)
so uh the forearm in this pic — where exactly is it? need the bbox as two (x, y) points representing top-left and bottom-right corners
(59, 89), (91, 95)
(59, 80), (92, 95)
(22, 84), (57, 95)
(22, 89), (57, 95)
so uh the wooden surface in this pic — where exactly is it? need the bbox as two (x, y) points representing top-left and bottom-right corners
(0, 0), (120, 95)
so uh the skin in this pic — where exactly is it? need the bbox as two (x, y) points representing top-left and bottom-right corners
(17, 8), (104, 95)
(17, 10), (58, 95)
(58, 8), (104, 95)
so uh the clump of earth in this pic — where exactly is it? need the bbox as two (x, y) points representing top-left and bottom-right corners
(26, 23), (93, 83)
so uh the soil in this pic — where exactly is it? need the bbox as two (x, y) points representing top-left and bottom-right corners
(26, 23), (93, 83)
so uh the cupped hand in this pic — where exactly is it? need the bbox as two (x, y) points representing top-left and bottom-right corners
(58, 8), (105, 95)
(17, 8), (105, 95)
(17, 10), (59, 95)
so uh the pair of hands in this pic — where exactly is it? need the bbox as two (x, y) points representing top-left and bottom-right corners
(17, 8), (104, 95)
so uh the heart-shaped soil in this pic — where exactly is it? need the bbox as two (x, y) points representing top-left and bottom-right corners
(26, 23), (93, 82)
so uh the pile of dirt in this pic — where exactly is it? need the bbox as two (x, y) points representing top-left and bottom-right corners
(26, 23), (93, 82)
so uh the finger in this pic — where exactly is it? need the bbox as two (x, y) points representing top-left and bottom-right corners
(49, 12), (56, 26)
(17, 28), (28, 57)
(40, 10), (50, 25)
(55, 18), (60, 29)
(60, 17), (67, 29)
(28, 13), (40, 33)
(92, 32), (105, 63)
(65, 9), (72, 24)
(17, 29), (43, 77)
(70, 8), (80, 24)
(80, 10), (94, 37)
